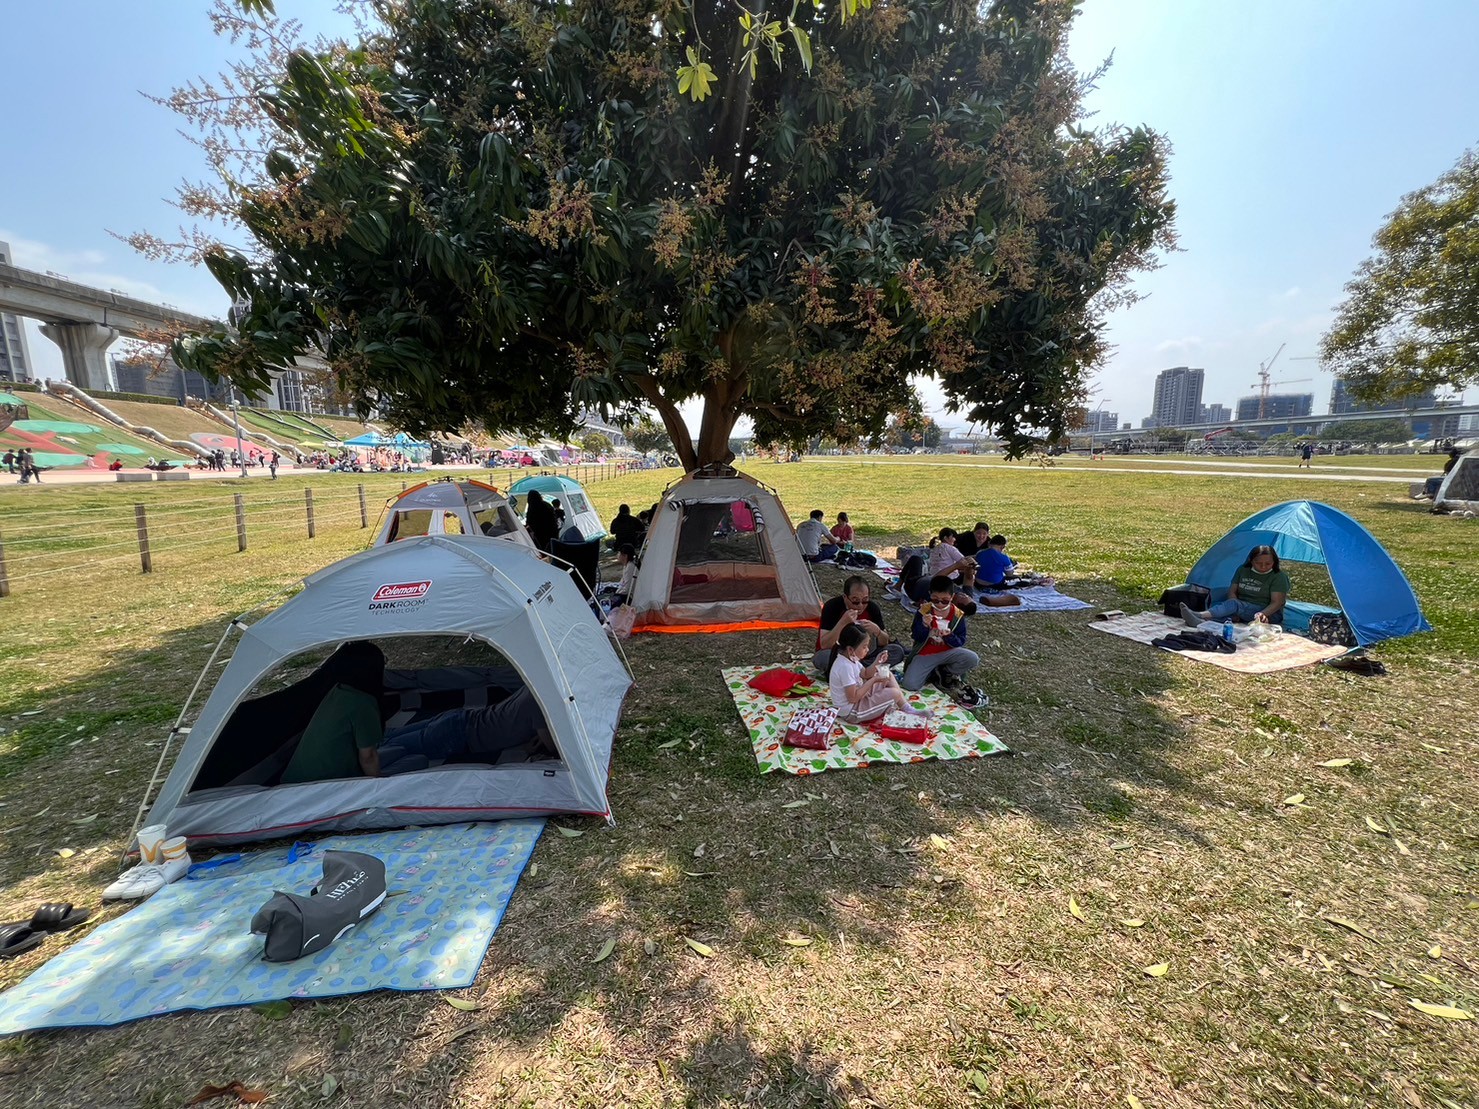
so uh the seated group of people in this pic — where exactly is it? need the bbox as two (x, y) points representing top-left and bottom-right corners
(796, 509), (855, 562)
(279, 642), (555, 785)
(896, 522), (1038, 611)
(813, 574), (986, 709)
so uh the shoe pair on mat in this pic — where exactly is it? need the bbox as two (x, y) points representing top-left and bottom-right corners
(102, 824), (191, 902)
(0, 902), (91, 959)
(932, 673), (988, 708)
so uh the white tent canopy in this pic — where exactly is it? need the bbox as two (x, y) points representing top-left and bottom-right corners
(142, 537), (631, 845)
(1434, 447), (1479, 513)
(373, 478), (536, 550)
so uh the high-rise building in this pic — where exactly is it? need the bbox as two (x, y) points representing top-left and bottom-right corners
(1329, 377), (1436, 415)
(1201, 403), (1231, 425)
(1150, 366), (1205, 428)
(0, 241), (36, 385)
(1075, 408), (1119, 433)
(1237, 393), (1314, 422)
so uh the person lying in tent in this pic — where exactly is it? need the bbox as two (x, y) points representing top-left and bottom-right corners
(280, 645), (555, 784)
(279, 642), (388, 784)
(1179, 544), (1290, 627)
(378, 669), (556, 769)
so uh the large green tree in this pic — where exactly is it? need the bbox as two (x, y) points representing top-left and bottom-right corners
(1322, 148), (1479, 404)
(170, 0), (1175, 469)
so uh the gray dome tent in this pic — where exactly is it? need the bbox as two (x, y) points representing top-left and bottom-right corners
(137, 537), (631, 846)
(372, 478), (536, 550)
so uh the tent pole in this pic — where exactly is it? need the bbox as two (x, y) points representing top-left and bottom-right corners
(118, 619), (242, 867)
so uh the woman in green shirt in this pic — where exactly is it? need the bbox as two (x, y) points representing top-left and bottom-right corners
(1181, 545), (1290, 625)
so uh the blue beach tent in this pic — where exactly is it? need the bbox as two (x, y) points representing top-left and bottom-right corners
(1186, 501), (1430, 648)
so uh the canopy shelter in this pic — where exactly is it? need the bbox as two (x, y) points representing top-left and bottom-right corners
(507, 474), (606, 541)
(137, 536), (631, 846)
(1186, 500), (1430, 648)
(372, 479), (536, 550)
(630, 465), (821, 634)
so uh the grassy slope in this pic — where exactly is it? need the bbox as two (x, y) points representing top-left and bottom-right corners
(0, 464), (1474, 1109)
(0, 395), (185, 467)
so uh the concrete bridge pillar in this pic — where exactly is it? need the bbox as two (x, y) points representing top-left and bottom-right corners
(39, 321), (118, 392)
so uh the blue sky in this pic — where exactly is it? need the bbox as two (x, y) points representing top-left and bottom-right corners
(2, 1), (1474, 429)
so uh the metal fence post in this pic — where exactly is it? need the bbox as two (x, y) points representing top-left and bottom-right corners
(234, 493), (247, 552)
(358, 483), (368, 528)
(0, 527), (10, 597)
(135, 504), (153, 574)
(305, 487), (316, 539)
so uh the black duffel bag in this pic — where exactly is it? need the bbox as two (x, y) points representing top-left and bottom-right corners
(1158, 583), (1211, 618)
(1308, 612), (1357, 648)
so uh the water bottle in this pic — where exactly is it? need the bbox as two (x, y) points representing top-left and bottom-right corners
(1223, 619), (1235, 644)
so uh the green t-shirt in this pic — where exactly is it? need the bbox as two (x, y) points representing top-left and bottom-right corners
(280, 684), (383, 785)
(1232, 566), (1291, 609)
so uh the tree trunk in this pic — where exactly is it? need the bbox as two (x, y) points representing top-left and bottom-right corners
(634, 374), (699, 472)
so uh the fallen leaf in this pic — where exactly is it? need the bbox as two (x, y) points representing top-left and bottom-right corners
(1283, 793), (1305, 806)
(1409, 1000), (1472, 1021)
(333, 1023), (354, 1052)
(1362, 1008), (1393, 1024)
(693, 842), (706, 858)
(320, 1073), (339, 1098)
(1364, 816), (1389, 835)
(780, 935), (813, 947)
(657, 738), (682, 749)
(1325, 916), (1378, 942)
(56, 848), (76, 859)
(967, 1069), (990, 1094)
(593, 938), (615, 964)
(1420, 743), (1449, 754)
(1127, 1096), (1146, 1109)
(185, 1082), (270, 1106)
(683, 870), (716, 877)
(253, 1000), (292, 1020)
(929, 833), (950, 851)
(526, 862), (538, 878)
(655, 1059), (670, 1079)
(643, 938), (657, 955)
(782, 800), (809, 809)
(19, 710), (42, 717)
(1069, 896), (1085, 921)
(1109, 840), (1133, 850)
(1119, 919), (1146, 928)
(1428, 945), (1443, 959)
(683, 937), (715, 958)
(1143, 963), (1169, 977)
(555, 825), (583, 838)
(1318, 758), (1354, 768)
(1393, 838), (1411, 857)
(444, 997), (481, 1012)
(71, 814), (98, 825)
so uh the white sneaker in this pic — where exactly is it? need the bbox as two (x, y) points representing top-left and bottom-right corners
(103, 837), (191, 901)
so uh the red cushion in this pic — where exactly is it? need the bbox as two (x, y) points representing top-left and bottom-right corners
(747, 668), (815, 697)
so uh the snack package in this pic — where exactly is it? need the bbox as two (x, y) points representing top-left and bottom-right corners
(784, 705), (838, 750)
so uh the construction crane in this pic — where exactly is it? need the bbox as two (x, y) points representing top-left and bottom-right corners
(1248, 343), (1313, 419)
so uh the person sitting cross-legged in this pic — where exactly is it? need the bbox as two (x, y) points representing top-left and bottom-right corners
(797, 509), (840, 562)
(1180, 544), (1289, 627)
(829, 624), (931, 725)
(903, 576), (987, 707)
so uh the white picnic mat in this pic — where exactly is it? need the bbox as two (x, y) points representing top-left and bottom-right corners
(1088, 611), (1346, 674)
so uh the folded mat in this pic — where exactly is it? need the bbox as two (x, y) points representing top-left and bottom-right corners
(723, 664), (1009, 775)
(1088, 611), (1346, 674)
(0, 820), (543, 1034)
(972, 584), (1093, 613)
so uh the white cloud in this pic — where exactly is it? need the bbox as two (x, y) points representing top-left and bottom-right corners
(1154, 336), (1203, 355)
(1283, 286), (1301, 299)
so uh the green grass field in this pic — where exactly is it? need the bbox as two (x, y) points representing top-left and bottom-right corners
(0, 462), (1474, 1108)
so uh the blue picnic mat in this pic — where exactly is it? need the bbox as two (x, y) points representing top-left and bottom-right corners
(0, 820), (543, 1034)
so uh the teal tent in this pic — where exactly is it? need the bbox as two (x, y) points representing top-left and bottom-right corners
(1187, 501), (1429, 648)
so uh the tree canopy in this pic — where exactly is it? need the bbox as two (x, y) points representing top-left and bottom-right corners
(171, 0), (1176, 469)
(1321, 148), (1479, 404)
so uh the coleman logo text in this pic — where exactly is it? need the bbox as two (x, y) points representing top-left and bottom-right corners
(369, 580), (432, 611)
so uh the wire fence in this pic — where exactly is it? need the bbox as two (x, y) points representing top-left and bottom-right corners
(0, 463), (636, 598)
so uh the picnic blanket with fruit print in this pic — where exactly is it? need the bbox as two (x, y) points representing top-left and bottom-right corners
(722, 664), (1009, 776)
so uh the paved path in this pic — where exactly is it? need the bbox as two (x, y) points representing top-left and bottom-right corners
(0, 463), (491, 487)
(809, 457), (1422, 485)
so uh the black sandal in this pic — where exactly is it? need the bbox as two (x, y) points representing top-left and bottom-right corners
(30, 902), (91, 932)
(0, 921), (44, 959)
